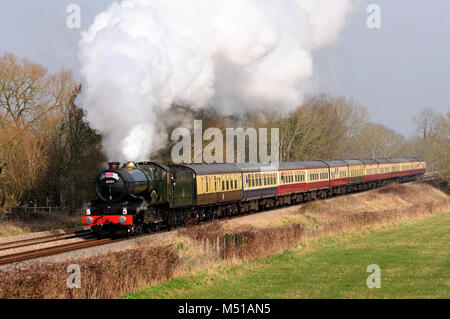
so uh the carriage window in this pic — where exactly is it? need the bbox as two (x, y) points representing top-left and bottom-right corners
(226, 180), (229, 190)
(206, 178), (209, 193)
(235, 180), (237, 189)
(222, 181), (225, 190)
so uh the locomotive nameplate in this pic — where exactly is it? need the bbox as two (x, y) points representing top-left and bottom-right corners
(100, 172), (119, 180)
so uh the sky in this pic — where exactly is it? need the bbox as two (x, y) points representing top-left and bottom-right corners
(0, 0), (449, 138)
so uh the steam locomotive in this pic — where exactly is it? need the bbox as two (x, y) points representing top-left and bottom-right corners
(83, 158), (426, 237)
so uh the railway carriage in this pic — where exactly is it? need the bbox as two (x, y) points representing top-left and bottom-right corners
(389, 158), (405, 178)
(182, 163), (242, 206)
(302, 161), (330, 191)
(409, 157), (426, 175)
(238, 163), (278, 201)
(343, 159), (365, 188)
(374, 158), (391, 180)
(277, 162), (307, 196)
(324, 160), (348, 187)
(324, 160), (348, 195)
(361, 159), (379, 182)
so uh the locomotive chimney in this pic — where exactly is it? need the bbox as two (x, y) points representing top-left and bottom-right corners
(108, 162), (120, 170)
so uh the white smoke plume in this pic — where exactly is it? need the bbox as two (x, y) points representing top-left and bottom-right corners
(79, 0), (356, 161)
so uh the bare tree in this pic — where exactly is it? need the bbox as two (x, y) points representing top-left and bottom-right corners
(352, 123), (405, 158)
(0, 53), (104, 207)
(413, 107), (439, 140)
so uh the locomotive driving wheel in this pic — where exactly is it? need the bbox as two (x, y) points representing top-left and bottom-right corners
(134, 224), (145, 235)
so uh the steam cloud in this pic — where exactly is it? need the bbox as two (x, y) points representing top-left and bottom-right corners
(79, 0), (355, 161)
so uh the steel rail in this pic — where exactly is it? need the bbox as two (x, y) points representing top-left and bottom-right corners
(0, 238), (118, 266)
(0, 230), (92, 252)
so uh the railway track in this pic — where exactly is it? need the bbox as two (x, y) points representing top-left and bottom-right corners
(0, 230), (92, 252)
(0, 237), (120, 266)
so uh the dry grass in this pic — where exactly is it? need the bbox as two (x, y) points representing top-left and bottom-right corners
(0, 213), (81, 237)
(0, 222), (30, 237)
(0, 244), (178, 299)
(0, 182), (448, 299)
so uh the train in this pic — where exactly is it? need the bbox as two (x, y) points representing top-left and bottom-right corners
(83, 157), (426, 237)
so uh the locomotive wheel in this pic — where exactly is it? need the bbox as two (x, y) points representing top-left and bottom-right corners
(134, 224), (144, 235)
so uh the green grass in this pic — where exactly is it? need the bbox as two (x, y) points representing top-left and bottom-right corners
(125, 212), (450, 299)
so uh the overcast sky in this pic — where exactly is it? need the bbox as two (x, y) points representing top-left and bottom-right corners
(1, 0), (449, 137)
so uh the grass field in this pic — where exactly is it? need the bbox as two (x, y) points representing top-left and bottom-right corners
(125, 211), (450, 299)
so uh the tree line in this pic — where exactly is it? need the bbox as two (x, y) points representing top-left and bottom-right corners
(0, 53), (105, 210)
(0, 53), (448, 209)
